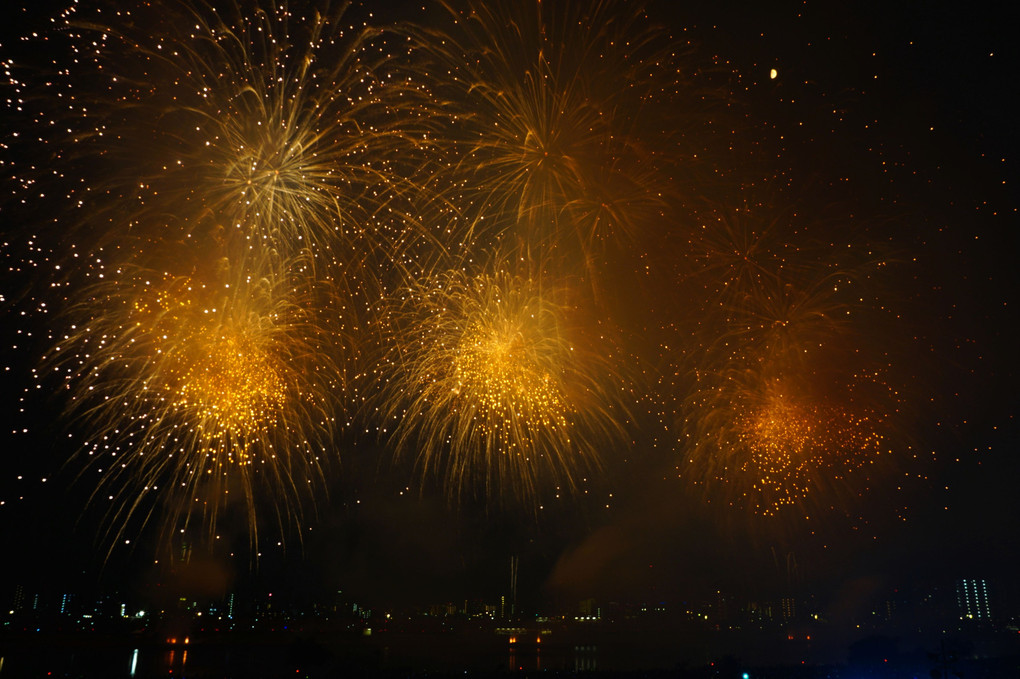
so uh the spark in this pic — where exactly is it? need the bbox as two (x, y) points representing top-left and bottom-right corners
(376, 265), (628, 503)
(46, 255), (339, 550)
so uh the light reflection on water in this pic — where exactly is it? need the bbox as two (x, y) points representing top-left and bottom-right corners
(506, 638), (598, 673)
(0, 643), (210, 677)
(1, 637), (604, 676)
(575, 644), (598, 672)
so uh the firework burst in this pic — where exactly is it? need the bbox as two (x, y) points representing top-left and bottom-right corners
(13, 0), (442, 288)
(679, 366), (896, 518)
(0, 0), (927, 561)
(657, 194), (911, 522)
(375, 264), (628, 503)
(3, 0), (453, 552)
(419, 0), (690, 281)
(43, 252), (339, 549)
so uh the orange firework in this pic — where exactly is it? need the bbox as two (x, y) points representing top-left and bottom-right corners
(46, 253), (340, 550)
(417, 0), (690, 283)
(373, 263), (629, 504)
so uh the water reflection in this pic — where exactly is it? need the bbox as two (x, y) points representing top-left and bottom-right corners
(575, 644), (598, 672)
(165, 648), (189, 672)
(5, 635), (603, 676)
(506, 638), (598, 672)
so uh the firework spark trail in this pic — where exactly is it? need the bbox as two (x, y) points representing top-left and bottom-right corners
(0, 0), (924, 552)
(13, 0), (444, 290)
(678, 366), (896, 518)
(374, 264), (629, 504)
(3, 0), (448, 549)
(417, 0), (691, 284)
(666, 258), (906, 519)
(43, 252), (339, 548)
(653, 193), (911, 521)
(670, 200), (889, 318)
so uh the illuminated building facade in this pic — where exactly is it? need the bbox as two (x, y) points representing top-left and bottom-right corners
(955, 578), (991, 621)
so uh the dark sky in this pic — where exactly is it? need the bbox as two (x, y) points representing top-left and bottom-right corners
(1, 0), (1017, 615)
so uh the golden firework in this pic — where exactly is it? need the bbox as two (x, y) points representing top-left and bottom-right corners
(677, 358), (897, 518)
(15, 0), (445, 553)
(419, 0), (684, 278)
(55, 0), (441, 290)
(48, 254), (339, 548)
(376, 266), (627, 502)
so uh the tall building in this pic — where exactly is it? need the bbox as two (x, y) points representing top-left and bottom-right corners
(955, 578), (992, 620)
(781, 597), (796, 623)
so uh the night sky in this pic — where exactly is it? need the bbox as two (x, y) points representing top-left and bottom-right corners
(1, 0), (1017, 617)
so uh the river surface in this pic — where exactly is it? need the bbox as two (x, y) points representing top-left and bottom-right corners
(0, 634), (627, 677)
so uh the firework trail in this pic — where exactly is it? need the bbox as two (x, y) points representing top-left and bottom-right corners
(10, 0), (442, 286)
(663, 250), (906, 519)
(4, 0), (447, 550)
(417, 0), (693, 285)
(43, 250), (339, 548)
(373, 261), (629, 504)
(677, 364), (899, 518)
(646, 191), (914, 523)
(0, 0), (923, 554)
